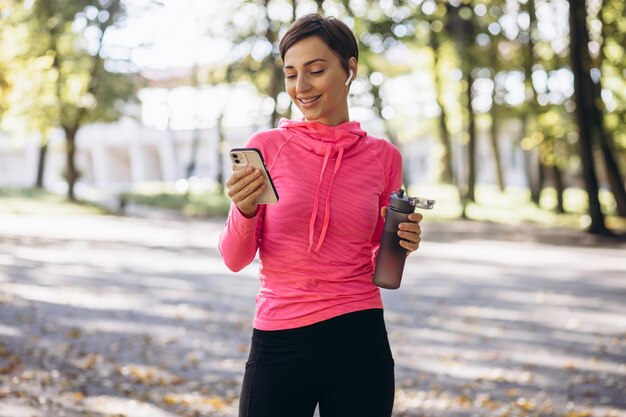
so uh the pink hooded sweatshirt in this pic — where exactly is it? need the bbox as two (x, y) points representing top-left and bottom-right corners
(218, 118), (403, 330)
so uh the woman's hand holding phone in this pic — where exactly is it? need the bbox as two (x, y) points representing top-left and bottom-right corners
(226, 148), (279, 217)
(225, 167), (267, 218)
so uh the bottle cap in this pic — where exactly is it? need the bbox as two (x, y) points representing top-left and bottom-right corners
(389, 189), (415, 213)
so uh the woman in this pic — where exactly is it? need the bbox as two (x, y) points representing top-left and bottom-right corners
(219, 13), (423, 417)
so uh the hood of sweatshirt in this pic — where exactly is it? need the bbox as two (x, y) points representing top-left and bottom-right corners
(277, 118), (367, 252)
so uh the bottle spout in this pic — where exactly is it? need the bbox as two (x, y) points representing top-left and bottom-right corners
(409, 197), (436, 210)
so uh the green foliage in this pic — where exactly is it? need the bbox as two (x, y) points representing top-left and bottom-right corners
(535, 107), (575, 168)
(0, 0), (141, 199)
(409, 182), (620, 229)
(214, 0), (624, 226)
(0, 0), (139, 175)
(598, 0), (626, 151)
(122, 187), (231, 218)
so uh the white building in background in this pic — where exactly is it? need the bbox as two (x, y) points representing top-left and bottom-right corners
(0, 80), (531, 194)
(0, 117), (261, 192)
(0, 116), (530, 194)
(0, 82), (270, 194)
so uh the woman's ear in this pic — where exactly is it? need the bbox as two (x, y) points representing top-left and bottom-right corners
(346, 57), (358, 86)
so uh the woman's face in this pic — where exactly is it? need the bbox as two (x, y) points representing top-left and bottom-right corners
(283, 36), (356, 126)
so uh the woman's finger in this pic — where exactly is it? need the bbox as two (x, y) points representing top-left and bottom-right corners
(398, 229), (421, 243)
(408, 212), (423, 223)
(226, 167), (253, 186)
(400, 238), (420, 253)
(239, 183), (266, 206)
(399, 222), (421, 236)
(232, 175), (264, 200)
(227, 169), (263, 197)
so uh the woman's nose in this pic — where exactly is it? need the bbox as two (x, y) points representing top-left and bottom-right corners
(295, 75), (311, 93)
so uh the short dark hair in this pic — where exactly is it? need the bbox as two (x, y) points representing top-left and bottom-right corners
(279, 14), (358, 74)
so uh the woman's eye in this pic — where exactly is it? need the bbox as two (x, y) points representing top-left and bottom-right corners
(311, 70), (324, 75)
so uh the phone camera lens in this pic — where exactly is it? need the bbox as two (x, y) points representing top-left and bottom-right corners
(234, 159), (240, 164)
(232, 154), (238, 159)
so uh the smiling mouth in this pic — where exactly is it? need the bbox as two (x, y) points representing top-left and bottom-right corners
(298, 95), (321, 104)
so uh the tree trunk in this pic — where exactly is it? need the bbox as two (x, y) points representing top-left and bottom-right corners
(63, 125), (78, 201)
(569, 0), (609, 235)
(533, 159), (548, 203)
(186, 62), (201, 179)
(489, 92), (505, 192)
(437, 104), (454, 184)
(315, 0), (324, 13)
(445, 2), (476, 218)
(186, 129), (201, 179)
(595, 2), (626, 217)
(598, 129), (626, 217)
(430, 30), (454, 184)
(466, 70), (477, 203)
(269, 62), (283, 128)
(487, 28), (505, 192)
(520, 112), (541, 204)
(215, 113), (226, 194)
(35, 136), (48, 189)
(263, 0), (289, 128)
(551, 164), (565, 213)
(525, 149), (542, 204)
(522, 0), (546, 206)
(290, 0), (297, 21)
(446, 2), (477, 206)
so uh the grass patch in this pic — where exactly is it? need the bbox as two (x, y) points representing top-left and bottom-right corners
(3, 184), (623, 234)
(0, 188), (112, 216)
(407, 183), (624, 232)
(122, 182), (231, 217)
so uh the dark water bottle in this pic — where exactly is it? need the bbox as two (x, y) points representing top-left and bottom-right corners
(373, 189), (435, 290)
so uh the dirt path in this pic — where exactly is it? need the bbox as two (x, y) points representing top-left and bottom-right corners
(1, 213), (624, 417)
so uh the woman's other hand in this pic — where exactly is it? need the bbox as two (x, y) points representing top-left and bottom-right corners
(380, 207), (423, 255)
(225, 167), (266, 218)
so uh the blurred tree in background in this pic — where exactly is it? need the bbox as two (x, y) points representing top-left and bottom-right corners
(0, 0), (624, 234)
(211, 0), (624, 235)
(0, 0), (139, 200)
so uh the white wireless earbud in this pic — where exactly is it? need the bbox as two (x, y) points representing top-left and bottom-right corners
(345, 69), (353, 86)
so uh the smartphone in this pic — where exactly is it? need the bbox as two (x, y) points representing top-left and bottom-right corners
(229, 148), (279, 204)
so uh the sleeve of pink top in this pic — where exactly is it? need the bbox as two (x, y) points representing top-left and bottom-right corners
(218, 204), (263, 272)
(370, 147), (403, 267)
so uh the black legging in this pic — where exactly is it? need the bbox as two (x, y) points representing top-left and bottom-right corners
(239, 309), (395, 417)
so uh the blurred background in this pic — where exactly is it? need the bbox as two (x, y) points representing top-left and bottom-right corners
(0, 0), (624, 234)
(1, 2), (626, 417)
